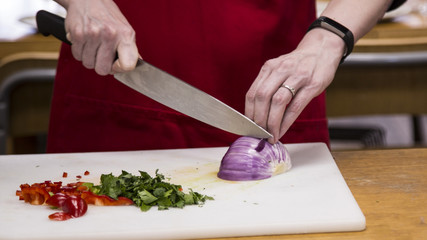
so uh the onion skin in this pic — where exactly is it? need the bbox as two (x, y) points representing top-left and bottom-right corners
(217, 137), (291, 181)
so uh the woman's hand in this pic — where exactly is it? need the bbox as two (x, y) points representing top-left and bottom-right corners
(245, 0), (393, 144)
(54, 0), (139, 75)
(245, 29), (344, 144)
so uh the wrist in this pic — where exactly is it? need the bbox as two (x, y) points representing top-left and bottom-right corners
(307, 16), (354, 63)
(298, 28), (346, 65)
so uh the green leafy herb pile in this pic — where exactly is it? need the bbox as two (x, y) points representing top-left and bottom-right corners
(84, 170), (213, 211)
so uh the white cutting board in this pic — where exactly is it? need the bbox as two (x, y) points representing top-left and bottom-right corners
(0, 143), (365, 240)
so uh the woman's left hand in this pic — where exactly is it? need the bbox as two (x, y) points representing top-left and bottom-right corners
(245, 28), (344, 144)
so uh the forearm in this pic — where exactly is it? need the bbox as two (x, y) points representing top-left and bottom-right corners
(53, 0), (70, 9)
(294, 0), (394, 67)
(321, 0), (393, 41)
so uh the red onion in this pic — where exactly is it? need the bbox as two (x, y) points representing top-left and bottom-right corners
(217, 137), (291, 181)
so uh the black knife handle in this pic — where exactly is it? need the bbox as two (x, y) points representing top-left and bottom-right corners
(36, 10), (71, 45)
(36, 10), (123, 62)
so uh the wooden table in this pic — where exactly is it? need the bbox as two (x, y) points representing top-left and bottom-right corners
(208, 147), (427, 239)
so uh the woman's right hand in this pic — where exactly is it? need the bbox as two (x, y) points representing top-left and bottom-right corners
(54, 0), (139, 75)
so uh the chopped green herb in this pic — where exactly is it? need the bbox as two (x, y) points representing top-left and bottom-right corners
(86, 170), (213, 211)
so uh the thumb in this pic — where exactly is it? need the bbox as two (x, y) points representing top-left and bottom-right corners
(111, 41), (139, 73)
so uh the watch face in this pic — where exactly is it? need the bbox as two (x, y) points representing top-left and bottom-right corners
(320, 21), (346, 38)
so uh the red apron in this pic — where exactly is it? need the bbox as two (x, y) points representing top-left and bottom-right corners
(47, 0), (329, 153)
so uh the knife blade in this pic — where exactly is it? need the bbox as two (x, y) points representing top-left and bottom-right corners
(36, 10), (272, 139)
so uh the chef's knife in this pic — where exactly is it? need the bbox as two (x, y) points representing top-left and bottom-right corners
(36, 10), (272, 139)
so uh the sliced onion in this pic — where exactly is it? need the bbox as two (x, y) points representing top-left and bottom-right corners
(217, 136), (291, 181)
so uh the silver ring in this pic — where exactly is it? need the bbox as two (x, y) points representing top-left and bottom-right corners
(281, 84), (296, 97)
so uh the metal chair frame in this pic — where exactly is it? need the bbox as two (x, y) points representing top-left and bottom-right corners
(0, 68), (56, 154)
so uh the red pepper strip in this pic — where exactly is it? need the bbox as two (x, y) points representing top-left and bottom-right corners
(15, 190), (22, 199)
(20, 187), (50, 205)
(76, 185), (89, 192)
(17, 180), (131, 221)
(43, 181), (63, 194)
(81, 191), (134, 206)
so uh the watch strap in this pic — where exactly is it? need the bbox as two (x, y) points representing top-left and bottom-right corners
(307, 16), (354, 63)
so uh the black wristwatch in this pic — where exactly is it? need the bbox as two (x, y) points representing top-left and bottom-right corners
(307, 16), (354, 63)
